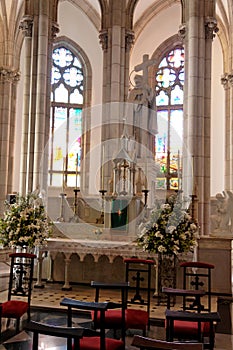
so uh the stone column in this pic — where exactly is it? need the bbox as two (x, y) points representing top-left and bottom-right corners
(33, 0), (50, 189)
(62, 255), (72, 291)
(99, 0), (134, 186)
(0, 68), (20, 212)
(34, 250), (45, 288)
(181, 0), (218, 235)
(223, 73), (233, 190)
(19, 15), (33, 195)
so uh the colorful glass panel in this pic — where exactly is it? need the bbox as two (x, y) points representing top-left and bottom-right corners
(155, 46), (184, 190)
(49, 46), (84, 187)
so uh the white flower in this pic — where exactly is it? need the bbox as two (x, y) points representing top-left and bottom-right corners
(190, 223), (197, 231)
(167, 225), (176, 233)
(158, 245), (167, 253)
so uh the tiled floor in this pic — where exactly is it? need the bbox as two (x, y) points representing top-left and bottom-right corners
(0, 283), (232, 349)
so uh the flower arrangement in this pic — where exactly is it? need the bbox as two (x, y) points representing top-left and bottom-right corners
(0, 192), (52, 248)
(137, 194), (199, 256)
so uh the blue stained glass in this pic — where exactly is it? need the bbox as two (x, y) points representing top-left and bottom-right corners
(154, 47), (184, 190)
(51, 67), (61, 84)
(156, 91), (169, 106)
(50, 45), (84, 187)
(171, 85), (183, 105)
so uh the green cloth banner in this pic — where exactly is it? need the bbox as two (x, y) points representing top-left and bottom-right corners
(111, 199), (128, 230)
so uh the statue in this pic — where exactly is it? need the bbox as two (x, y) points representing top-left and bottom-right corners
(128, 74), (157, 139)
(211, 190), (233, 234)
(126, 54), (157, 159)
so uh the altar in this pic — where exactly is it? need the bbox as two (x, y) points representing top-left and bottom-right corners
(36, 236), (159, 292)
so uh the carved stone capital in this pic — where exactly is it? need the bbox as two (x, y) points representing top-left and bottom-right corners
(51, 22), (60, 40)
(205, 17), (219, 40)
(125, 29), (134, 51)
(0, 67), (21, 83)
(99, 29), (108, 51)
(221, 73), (229, 89)
(227, 74), (233, 86)
(178, 23), (186, 41)
(19, 15), (33, 37)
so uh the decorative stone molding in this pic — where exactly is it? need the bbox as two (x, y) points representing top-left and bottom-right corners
(125, 29), (134, 51)
(178, 23), (186, 41)
(205, 17), (219, 40)
(221, 73), (229, 89)
(99, 29), (108, 50)
(227, 73), (233, 86)
(51, 22), (60, 39)
(0, 67), (21, 83)
(19, 15), (33, 37)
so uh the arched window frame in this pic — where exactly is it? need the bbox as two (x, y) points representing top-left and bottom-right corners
(49, 36), (92, 189)
(150, 36), (184, 191)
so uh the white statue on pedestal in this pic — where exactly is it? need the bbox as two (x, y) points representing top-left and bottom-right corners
(210, 190), (233, 235)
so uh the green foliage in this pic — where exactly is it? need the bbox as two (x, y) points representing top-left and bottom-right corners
(0, 192), (52, 248)
(137, 194), (199, 256)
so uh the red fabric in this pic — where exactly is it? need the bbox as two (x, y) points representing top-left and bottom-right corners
(203, 321), (210, 335)
(173, 320), (205, 337)
(92, 308), (148, 331)
(9, 253), (37, 259)
(123, 258), (155, 265)
(2, 300), (28, 318)
(73, 337), (124, 350)
(180, 261), (215, 269)
(91, 310), (123, 328)
(126, 309), (148, 330)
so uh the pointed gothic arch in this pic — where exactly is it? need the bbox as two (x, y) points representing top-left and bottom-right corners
(49, 36), (92, 188)
(150, 35), (184, 191)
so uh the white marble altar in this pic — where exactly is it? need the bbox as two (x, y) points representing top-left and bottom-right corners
(37, 237), (158, 291)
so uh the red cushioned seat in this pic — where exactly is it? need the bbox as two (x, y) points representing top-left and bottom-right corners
(126, 309), (149, 330)
(91, 309), (123, 328)
(91, 258), (155, 339)
(2, 301), (28, 318)
(173, 320), (205, 337)
(164, 261), (217, 350)
(0, 252), (36, 336)
(78, 337), (124, 350)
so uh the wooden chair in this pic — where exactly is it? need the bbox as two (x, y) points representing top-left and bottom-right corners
(132, 335), (203, 349)
(91, 258), (155, 337)
(162, 261), (220, 350)
(180, 262), (215, 312)
(60, 297), (125, 350)
(25, 320), (90, 350)
(0, 252), (36, 336)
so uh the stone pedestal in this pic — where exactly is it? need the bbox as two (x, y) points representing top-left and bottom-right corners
(198, 236), (233, 295)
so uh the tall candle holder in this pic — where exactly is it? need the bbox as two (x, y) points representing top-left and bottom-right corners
(56, 193), (67, 222)
(69, 188), (80, 223)
(96, 189), (107, 224)
(142, 189), (149, 207)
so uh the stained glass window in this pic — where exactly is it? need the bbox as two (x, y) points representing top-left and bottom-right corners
(155, 47), (184, 190)
(49, 46), (83, 188)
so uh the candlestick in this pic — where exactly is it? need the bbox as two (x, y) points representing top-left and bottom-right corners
(101, 145), (105, 190)
(145, 158), (148, 189)
(177, 150), (180, 191)
(62, 157), (66, 192)
(142, 189), (149, 207)
(75, 153), (78, 188)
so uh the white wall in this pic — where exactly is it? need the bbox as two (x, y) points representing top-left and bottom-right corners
(58, 1), (103, 106)
(130, 4), (181, 72)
